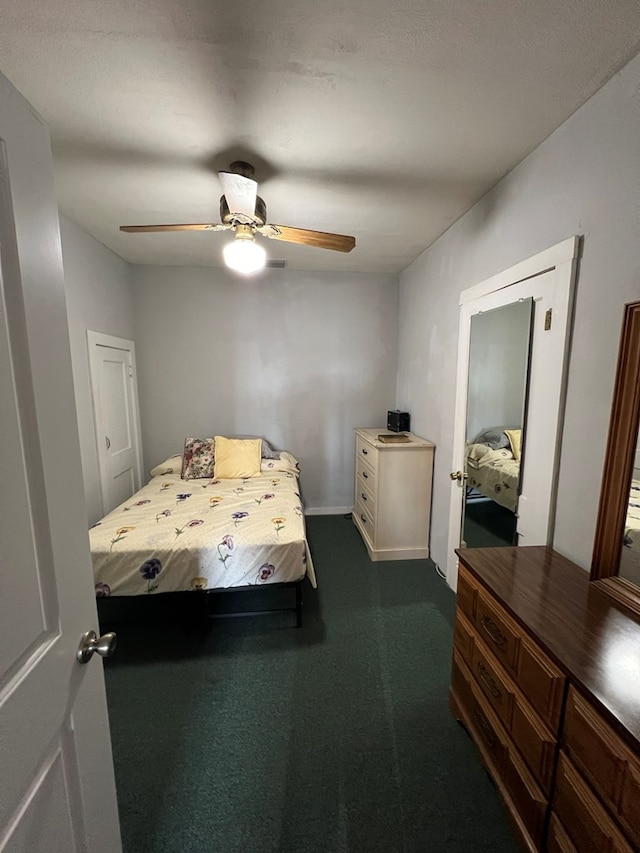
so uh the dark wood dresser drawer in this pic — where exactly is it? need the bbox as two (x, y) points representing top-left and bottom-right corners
(453, 610), (475, 668)
(451, 650), (507, 779)
(502, 742), (547, 850)
(458, 564), (565, 732)
(547, 813), (578, 853)
(451, 650), (548, 849)
(456, 563), (478, 622)
(475, 586), (521, 672)
(468, 630), (556, 793)
(553, 752), (634, 853)
(563, 686), (640, 848)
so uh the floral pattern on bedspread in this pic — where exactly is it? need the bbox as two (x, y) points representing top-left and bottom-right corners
(465, 443), (520, 512)
(90, 451), (316, 596)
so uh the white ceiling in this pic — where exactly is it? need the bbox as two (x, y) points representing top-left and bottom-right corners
(1, 1), (640, 274)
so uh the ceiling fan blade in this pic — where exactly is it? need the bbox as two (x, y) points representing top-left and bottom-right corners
(218, 172), (258, 219)
(119, 223), (230, 233)
(259, 225), (355, 253)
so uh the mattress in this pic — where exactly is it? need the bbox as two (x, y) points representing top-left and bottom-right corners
(465, 442), (520, 513)
(90, 451), (316, 597)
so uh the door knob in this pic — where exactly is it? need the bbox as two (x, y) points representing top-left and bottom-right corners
(77, 630), (117, 664)
(450, 470), (468, 481)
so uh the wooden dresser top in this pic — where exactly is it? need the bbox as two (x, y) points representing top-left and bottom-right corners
(457, 546), (640, 752)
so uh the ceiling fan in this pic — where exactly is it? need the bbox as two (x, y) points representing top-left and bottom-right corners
(120, 161), (356, 274)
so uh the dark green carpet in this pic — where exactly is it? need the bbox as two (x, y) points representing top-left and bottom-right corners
(103, 515), (520, 853)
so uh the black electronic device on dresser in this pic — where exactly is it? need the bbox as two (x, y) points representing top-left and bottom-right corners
(387, 410), (410, 433)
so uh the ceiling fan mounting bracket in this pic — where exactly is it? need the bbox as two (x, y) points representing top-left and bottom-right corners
(228, 160), (255, 179)
(220, 194), (267, 227)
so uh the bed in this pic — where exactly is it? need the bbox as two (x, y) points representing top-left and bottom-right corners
(465, 427), (522, 513)
(620, 479), (640, 586)
(90, 440), (316, 625)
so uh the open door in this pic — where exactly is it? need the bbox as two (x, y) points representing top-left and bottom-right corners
(446, 239), (578, 589)
(0, 74), (121, 850)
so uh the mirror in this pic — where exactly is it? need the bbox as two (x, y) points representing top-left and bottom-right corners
(591, 299), (640, 614)
(462, 299), (534, 548)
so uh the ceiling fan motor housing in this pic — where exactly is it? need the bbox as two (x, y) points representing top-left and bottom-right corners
(220, 195), (267, 227)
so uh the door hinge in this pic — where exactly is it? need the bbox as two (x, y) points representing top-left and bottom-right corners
(544, 308), (552, 330)
(128, 366), (134, 378)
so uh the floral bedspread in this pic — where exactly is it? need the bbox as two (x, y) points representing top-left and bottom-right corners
(90, 452), (316, 597)
(465, 443), (520, 512)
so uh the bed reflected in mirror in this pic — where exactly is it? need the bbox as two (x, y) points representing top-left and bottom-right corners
(620, 439), (640, 586)
(462, 299), (534, 548)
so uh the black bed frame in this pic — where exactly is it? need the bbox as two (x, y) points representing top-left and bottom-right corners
(97, 578), (304, 629)
(203, 579), (304, 628)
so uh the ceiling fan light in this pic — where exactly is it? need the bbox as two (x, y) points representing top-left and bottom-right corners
(223, 235), (266, 275)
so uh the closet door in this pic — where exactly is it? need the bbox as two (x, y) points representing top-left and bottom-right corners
(88, 332), (143, 515)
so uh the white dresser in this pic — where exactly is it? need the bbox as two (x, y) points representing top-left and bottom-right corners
(352, 428), (435, 561)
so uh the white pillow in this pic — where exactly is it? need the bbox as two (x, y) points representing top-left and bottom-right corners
(149, 454), (183, 477)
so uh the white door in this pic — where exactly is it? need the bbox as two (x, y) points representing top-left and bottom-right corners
(446, 238), (578, 588)
(0, 74), (121, 850)
(88, 333), (142, 516)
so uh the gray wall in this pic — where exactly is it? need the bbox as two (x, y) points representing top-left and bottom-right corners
(397, 51), (640, 575)
(60, 215), (135, 525)
(131, 265), (398, 511)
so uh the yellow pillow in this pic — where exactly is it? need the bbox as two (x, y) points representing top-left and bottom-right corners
(213, 436), (262, 479)
(504, 429), (522, 461)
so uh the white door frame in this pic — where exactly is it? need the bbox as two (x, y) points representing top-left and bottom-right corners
(87, 331), (143, 517)
(446, 236), (579, 589)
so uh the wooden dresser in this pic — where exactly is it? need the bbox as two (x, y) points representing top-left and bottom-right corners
(352, 428), (434, 561)
(450, 546), (640, 852)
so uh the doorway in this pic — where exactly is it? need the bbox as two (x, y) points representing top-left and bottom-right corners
(87, 331), (143, 517)
(446, 238), (579, 588)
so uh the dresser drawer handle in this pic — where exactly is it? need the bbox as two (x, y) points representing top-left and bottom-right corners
(361, 448), (368, 455)
(361, 493), (367, 501)
(480, 616), (507, 649)
(473, 706), (496, 748)
(362, 471), (369, 479)
(477, 661), (502, 700)
(360, 514), (367, 523)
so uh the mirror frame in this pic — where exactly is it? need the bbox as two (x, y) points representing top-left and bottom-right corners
(591, 300), (640, 615)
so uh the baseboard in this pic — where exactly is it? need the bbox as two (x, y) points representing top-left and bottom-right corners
(304, 506), (353, 516)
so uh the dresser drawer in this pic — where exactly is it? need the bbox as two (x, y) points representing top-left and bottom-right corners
(563, 686), (640, 847)
(475, 587), (520, 673)
(456, 564), (478, 622)
(452, 649), (549, 851)
(355, 477), (375, 516)
(354, 494), (375, 536)
(547, 813), (578, 853)
(468, 580), (564, 732)
(502, 741), (547, 850)
(453, 610), (475, 671)
(355, 434), (378, 472)
(471, 641), (515, 727)
(451, 651), (507, 779)
(554, 752), (634, 853)
(470, 636), (556, 793)
(355, 460), (376, 491)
